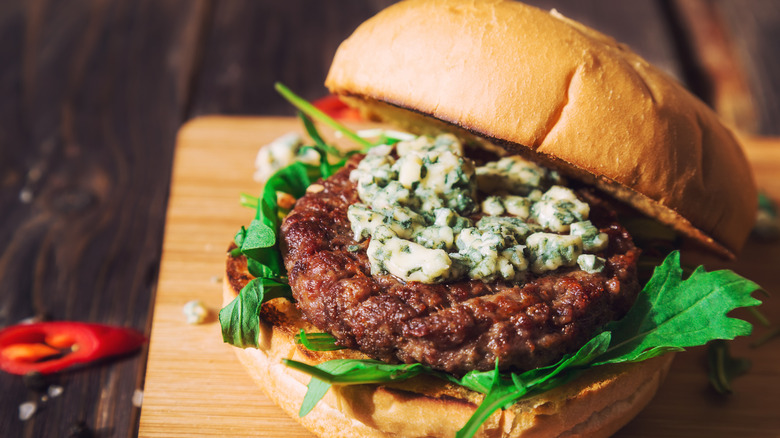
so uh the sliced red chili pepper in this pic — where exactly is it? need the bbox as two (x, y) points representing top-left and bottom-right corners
(0, 322), (146, 375)
(312, 94), (363, 121)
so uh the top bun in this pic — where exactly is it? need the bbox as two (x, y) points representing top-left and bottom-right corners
(325, 0), (757, 258)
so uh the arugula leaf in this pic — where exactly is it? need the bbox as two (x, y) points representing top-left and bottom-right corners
(299, 112), (344, 158)
(295, 330), (345, 352)
(241, 218), (283, 275)
(596, 251), (762, 364)
(233, 163), (319, 278)
(222, 94), (366, 349)
(283, 358), (433, 385)
(454, 332), (611, 438)
(298, 112), (358, 180)
(239, 193), (259, 209)
(283, 358), (437, 417)
(219, 277), (293, 348)
(275, 82), (372, 150)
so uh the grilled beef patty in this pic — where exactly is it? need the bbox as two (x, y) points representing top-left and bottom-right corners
(281, 156), (640, 374)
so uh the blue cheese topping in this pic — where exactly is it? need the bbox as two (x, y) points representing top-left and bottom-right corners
(348, 134), (609, 283)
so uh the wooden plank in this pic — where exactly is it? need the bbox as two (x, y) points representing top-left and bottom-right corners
(187, 1), (396, 117)
(0, 1), (210, 436)
(140, 116), (780, 437)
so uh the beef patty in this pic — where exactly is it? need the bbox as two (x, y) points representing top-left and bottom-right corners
(281, 156), (640, 375)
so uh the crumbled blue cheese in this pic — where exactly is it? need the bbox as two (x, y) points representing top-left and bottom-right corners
(347, 134), (608, 284)
(351, 134), (477, 214)
(453, 228), (528, 282)
(577, 254), (606, 273)
(482, 196), (505, 216)
(183, 300), (210, 324)
(481, 195), (533, 219)
(526, 233), (583, 274)
(531, 186), (590, 232)
(254, 132), (319, 183)
(433, 207), (473, 232)
(367, 235), (454, 282)
(347, 203), (425, 241)
(413, 225), (456, 251)
(569, 221), (609, 252)
(476, 156), (560, 195)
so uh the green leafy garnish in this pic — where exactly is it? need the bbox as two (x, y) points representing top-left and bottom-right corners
(295, 330), (345, 352)
(282, 359), (434, 417)
(275, 82), (372, 150)
(297, 112), (357, 179)
(239, 193), (259, 209)
(595, 251), (760, 364)
(219, 278), (293, 348)
(221, 85), (373, 349)
(286, 251), (761, 438)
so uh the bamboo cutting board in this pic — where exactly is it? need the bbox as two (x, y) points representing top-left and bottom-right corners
(138, 116), (780, 437)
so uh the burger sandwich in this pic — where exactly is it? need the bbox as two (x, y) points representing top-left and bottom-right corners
(220, 1), (762, 437)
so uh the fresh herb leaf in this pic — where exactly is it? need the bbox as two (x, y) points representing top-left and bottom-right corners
(239, 193), (259, 209)
(299, 112), (344, 158)
(219, 277), (292, 348)
(242, 218), (277, 255)
(275, 82), (372, 150)
(454, 332), (611, 438)
(236, 162), (320, 277)
(283, 358), (436, 417)
(295, 330), (345, 352)
(596, 251), (762, 364)
(283, 358), (432, 385)
(239, 218), (283, 278)
(296, 360), (373, 417)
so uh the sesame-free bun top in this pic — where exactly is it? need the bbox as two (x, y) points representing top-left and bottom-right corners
(325, 0), (757, 258)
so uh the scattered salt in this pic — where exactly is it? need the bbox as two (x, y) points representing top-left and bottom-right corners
(19, 188), (33, 203)
(19, 401), (37, 421)
(48, 385), (64, 398)
(132, 389), (144, 407)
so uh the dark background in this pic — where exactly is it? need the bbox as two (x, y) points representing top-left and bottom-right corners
(1, 1), (778, 436)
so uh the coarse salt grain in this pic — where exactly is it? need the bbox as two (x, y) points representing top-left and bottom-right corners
(19, 401), (37, 421)
(48, 385), (64, 398)
(132, 389), (144, 407)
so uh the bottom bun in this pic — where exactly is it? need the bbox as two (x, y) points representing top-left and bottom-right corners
(223, 250), (674, 438)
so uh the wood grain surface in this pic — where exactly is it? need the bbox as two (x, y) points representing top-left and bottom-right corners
(138, 116), (780, 438)
(2, 1), (780, 436)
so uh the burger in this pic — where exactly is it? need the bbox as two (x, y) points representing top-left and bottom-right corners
(219, 1), (761, 437)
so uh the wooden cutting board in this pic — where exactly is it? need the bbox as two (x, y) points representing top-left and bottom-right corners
(138, 116), (780, 437)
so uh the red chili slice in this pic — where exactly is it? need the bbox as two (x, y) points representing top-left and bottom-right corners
(312, 94), (363, 121)
(0, 322), (146, 375)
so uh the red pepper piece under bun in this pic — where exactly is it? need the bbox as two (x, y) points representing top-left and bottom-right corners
(312, 94), (363, 121)
(0, 322), (146, 375)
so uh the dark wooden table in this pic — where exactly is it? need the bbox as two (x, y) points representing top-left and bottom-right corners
(1, 1), (778, 437)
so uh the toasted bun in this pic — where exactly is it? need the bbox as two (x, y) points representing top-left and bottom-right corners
(224, 251), (674, 438)
(325, 0), (757, 258)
